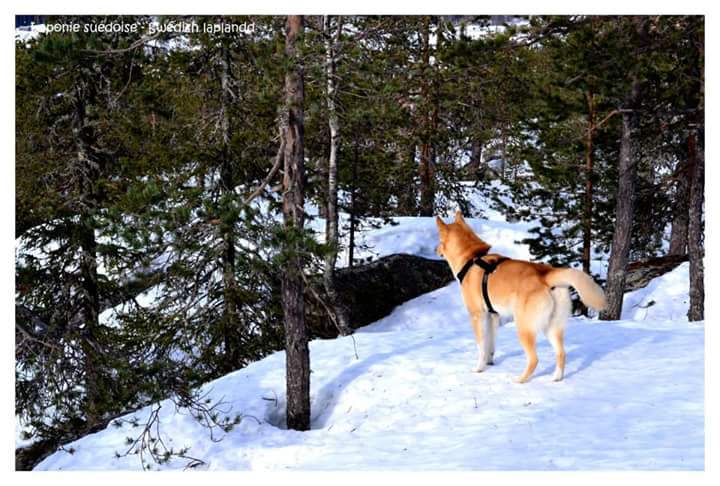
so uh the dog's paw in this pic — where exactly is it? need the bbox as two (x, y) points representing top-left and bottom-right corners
(514, 375), (529, 384)
(472, 365), (487, 373)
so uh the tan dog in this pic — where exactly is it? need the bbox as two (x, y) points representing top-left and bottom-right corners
(436, 211), (606, 383)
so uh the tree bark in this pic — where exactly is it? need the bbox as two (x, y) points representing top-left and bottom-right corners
(687, 126), (704, 321)
(322, 15), (353, 336)
(398, 144), (417, 215)
(582, 91), (595, 276)
(600, 17), (647, 321)
(282, 15), (310, 431)
(317, 156), (329, 219)
(77, 214), (104, 427)
(668, 156), (690, 255)
(348, 139), (358, 268)
(72, 80), (107, 428)
(468, 139), (483, 174)
(500, 126), (508, 178)
(418, 16), (435, 216)
(218, 45), (242, 371)
(687, 23), (704, 322)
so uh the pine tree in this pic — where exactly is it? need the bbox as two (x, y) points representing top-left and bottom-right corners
(16, 13), (160, 449)
(601, 16), (649, 320)
(281, 14), (311, 431)
(685, 17), (704, 321)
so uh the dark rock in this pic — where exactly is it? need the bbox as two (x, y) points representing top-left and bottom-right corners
(625, 254), (688, 292)
(307, 254), (453, 338)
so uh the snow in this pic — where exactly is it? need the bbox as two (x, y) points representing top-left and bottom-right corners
(329, 214), (534, 264)
(33, 219), (704, 470)
(15, 23), (46, 43)
(622, 262), (692, 322)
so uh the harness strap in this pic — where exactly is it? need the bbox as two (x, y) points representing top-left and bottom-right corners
(456, 254), (510, 314)
(455, 253), (483, 284)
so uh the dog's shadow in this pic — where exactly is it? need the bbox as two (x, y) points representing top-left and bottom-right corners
(491, 349), (524, 366)
(533, 323), (673, 380)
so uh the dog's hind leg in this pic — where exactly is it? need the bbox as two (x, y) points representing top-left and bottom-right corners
(547, 287), (571, 381)
(514, 291), (553, 383)
(514, 327), (538, 383)
(547, 327), (566, 381)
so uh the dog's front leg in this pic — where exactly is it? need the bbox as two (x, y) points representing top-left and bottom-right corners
(470, 311), (488, 372)
(486, 313), (500, 365)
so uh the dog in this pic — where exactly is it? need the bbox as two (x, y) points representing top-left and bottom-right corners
(435, 211), (606, 383)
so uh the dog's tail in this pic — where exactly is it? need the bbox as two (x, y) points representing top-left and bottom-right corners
(544, 268), (606, 311)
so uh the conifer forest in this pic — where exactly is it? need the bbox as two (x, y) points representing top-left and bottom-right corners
(15, 15), (704, 470)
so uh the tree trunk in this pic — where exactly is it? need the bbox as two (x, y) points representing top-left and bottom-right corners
(687, 126), (704, 321)
(600, 18), (647, 321)
(468, 139), (483, 174)
(599, 101), (641, 320)
(398, 144), (417, 214)
(419, 142), (433, 215)
(219, 45), (241, 371)
(282, 15), (310, 431)
(72, 81), (106, 428)
(317, 156), (328, 219)
(687, 23), (704, 322)
(322, 15), (353, 336)
(78, 214), (104, 427)
(668, 156), (690, 255)
(582, 91), (595, 276)
(418, 16), (434, 216)
(348, 139), (358, 268)
(500, 126), (508, 178)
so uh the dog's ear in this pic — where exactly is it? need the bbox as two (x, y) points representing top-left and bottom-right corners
(435, 216), (448, 235)
(454, 210), (466, 225)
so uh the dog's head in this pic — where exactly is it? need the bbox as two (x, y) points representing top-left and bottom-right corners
(435, 210), (490, 261)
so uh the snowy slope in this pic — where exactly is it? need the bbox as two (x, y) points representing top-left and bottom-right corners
(35, 258), (704, 471)
(24, 182), (703, 471)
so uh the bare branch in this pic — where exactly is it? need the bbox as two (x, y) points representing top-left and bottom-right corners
(241, 131), (286, 208)
(81, 33), (160, 56)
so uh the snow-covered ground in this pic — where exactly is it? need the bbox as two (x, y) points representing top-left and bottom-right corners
(33, 217), (704, 470)
(622, 262), (692, 323)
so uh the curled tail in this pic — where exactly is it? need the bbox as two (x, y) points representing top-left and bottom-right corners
(544, 268), (606, 311)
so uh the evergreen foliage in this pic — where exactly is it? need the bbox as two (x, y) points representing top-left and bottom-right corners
(15, 14), (703, 467)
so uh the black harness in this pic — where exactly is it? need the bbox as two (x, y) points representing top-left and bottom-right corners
(456, 253), (510, 314)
